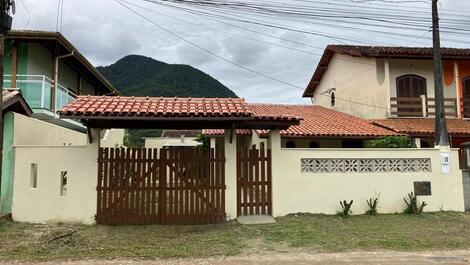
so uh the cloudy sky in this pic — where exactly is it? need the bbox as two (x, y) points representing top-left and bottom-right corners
(11, 0), (470, 104)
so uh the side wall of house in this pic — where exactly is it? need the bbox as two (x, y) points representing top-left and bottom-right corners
(269, 131), (465, 216)
(12, 130), (100, 224)
(311, 54), (389, 119)
(101, 129), (125, 148)
(0, 113), (87, 215)
(13, 113), (86, 146)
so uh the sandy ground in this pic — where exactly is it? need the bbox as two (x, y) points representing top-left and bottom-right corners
(2, 250), (470, 265)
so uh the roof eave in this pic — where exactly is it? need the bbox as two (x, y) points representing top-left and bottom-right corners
(6, 30), (120, 96)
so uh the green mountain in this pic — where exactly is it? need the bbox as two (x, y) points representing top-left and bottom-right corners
(97, 55), (237, 147)
(97, 55), (237, 98)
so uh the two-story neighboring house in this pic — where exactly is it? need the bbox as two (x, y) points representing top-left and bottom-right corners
(0, 30), (123, 215)
(303, 45), (470, 149)
(3, 30), (119, 131)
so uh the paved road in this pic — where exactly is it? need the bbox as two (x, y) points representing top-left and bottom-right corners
(2, 251), (470, 265)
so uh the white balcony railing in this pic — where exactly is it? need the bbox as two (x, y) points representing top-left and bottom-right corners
(4, 74), (76, 112)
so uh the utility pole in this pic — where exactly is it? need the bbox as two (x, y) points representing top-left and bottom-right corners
(432, 0), (449, 147)
(0, 0), (13, 194)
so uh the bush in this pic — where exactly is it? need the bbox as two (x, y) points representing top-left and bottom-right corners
(365, 195), (379, 215)
(365, 136), (415, 148)
(404, 192), (427, 214)
(339, 200), (353, 216)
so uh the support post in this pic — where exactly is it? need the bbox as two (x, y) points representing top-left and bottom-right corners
(455, 62), (462, 118)
(421, 95), (427, 117)
(224, 129), (237, 220)
(268, 129), (281, 216)
(432, 0), (449, 147)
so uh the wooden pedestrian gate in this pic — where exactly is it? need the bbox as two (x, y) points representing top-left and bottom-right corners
(96, 147), (226, 225)
(237, 145), (272, 216)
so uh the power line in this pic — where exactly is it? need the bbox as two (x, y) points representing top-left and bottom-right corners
(141, 0), (470, 45)
(121, 0), (321, 55)
(114, 0), (392, 111)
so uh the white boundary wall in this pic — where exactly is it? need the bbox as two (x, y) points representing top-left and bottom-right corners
(269, 130), (465, 216)
(12, 130), (99, 224)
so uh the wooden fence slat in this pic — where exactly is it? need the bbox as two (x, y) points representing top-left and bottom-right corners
(96, 147), (226, 225)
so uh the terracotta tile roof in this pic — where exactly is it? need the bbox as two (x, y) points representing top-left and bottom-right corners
(303, 45), (470, 97)
(2, 89), (32, 116)
(204, 104), (398, 138)
(328, 45), (470, 59)
(202, 129), (252, 136)
(59, 96), (252, 118)
(373, 119), (470, 136)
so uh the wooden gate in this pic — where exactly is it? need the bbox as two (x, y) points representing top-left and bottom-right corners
(236, 145), (272, 216)
(96, 147), (226, 225)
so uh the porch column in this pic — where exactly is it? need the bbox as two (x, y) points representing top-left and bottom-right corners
(455, 62), (462, 118)
(224, 129), (237, 220)
(384, 59), (391, 117)
(268, 129), (281, 216)
(210, 137), (216, 149)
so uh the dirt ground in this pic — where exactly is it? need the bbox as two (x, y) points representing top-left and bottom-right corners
(2, 250), (470, 265)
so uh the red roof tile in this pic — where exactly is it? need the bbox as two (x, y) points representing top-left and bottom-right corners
(204, 104), (398, 138)
(59, 96), (252, 118)
(202, 129), (252, 136)
(373, 119), (470, 136)
(328, 45), (470, 59)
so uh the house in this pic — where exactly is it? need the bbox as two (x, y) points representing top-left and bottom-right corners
(0, 31), (124, 215)
(4, 30), (119, 132)
(203, 104), (398, 149)
(7, 96), (464, 224)
(0, 89), (32, 215)
(144, 130), (201, 149)
(302, 45), (470, 149)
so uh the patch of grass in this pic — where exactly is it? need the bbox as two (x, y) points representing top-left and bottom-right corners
(2, 212), (470, 261)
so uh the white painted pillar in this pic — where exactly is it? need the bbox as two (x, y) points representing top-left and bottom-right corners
(224, 130), (237, 220)
(210, 137), (216, 148)
(414, 138), (421, 148)
(384, 59), (392, 117)
(268, 130), (281, 217)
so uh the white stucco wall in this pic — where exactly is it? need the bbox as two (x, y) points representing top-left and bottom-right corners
(101, 129), (125, 148)
(13, 113), (86, 146)
(312, 54), (389, 119)
(311, 56), (459, 119)
(144, 137), (200, 149)
(268, 131), (465, 216)
(12, 129), (100, 224)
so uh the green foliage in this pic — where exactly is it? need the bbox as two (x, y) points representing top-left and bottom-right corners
(195, 134), (210, 149)
(124, 129), (162, 148)
(404, 192), (428, 214)
(365, 195), (379, 215)
(365, 136), (416, 148)
(99, 55), (238, 146)
(339, 200), (353, 216)
(97, 55), (238, 98)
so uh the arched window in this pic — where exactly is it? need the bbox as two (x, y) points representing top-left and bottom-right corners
(396, 74), (427, 117)
(463, 76), (470, 98)
(309, 141), (320, 148)
(330, 92), (335, 106)
(463, 77), (470, 118)
(285, 141), (296, 148)
(396, 74), (427, 98)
